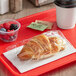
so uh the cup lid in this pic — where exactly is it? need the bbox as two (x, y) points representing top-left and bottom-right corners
(54, 0), (76, 8)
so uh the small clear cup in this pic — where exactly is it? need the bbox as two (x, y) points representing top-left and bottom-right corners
(0, 19), (21, 42)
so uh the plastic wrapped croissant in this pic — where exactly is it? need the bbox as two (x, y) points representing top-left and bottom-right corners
(17, 32), (66, 60)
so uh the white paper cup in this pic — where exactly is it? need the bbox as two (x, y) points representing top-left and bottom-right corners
(55, 5), (76, 29)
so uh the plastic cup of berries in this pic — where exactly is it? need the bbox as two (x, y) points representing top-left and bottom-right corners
(0, 19), (21, 42)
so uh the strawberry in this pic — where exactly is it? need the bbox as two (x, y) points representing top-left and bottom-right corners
(0, 34), (2, 38)
(2, 35), (10, 40)
(3, 23), (10, 30)
(0, 24), (3, 29)
(7, 30), (15, 36)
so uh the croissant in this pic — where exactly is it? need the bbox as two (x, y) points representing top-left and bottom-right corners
(17, 34), (66, 60)
(49, 37), (65, 53)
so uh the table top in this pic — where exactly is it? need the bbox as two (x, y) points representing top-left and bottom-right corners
(41, 61), (76, 76)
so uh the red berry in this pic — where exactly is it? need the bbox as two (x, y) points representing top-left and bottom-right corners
(7, 30), (15, 36)
(0, 34), (2, 38)
(7, 30), (11, 32)
(3, 23), (10, 30)
(0, 24), (3, 29)
(2, 35), (10, 40)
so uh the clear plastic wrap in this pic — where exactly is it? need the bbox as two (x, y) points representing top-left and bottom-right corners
(4, 30), (66, 61)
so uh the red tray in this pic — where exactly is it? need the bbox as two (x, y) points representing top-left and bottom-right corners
(0, 8), (76, 76)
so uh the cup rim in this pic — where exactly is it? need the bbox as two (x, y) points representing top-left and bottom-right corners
(54, 1), (76, 8)
(0, 19), (21, 34)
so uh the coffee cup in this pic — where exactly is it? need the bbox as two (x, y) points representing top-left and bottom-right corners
(54, 0), (76, 29)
